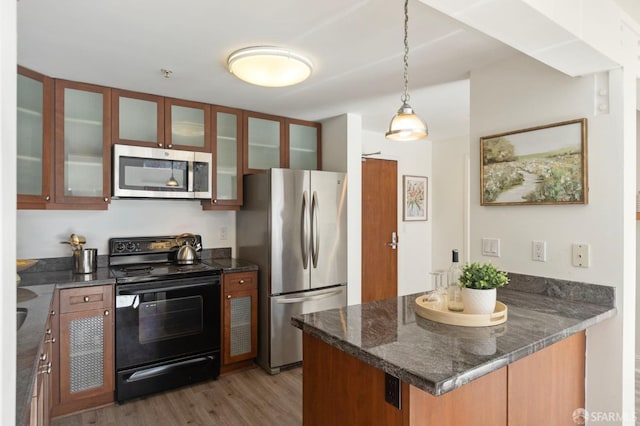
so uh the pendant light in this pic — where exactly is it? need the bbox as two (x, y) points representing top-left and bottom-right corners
(166, 162), (179, 187)
(385, 0), (428, 141)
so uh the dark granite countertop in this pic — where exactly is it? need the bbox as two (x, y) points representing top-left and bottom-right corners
(205, 258), (259, 273)
(16, 284), (55, 426)
(292, 273), (616, 396)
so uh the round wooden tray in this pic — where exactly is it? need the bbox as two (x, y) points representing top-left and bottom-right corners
(414, 295), (508, 327)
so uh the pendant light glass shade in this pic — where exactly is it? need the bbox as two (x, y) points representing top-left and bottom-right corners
(385, 0), (428, 141)
(227, 46), (313, 87)
(385, 102), (428, 141)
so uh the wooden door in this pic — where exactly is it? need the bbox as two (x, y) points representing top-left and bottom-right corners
(361, 158), (398, 302)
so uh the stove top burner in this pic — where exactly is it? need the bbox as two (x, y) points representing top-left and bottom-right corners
(108, 235), (221, 284)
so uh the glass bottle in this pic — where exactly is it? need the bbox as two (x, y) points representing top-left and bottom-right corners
(447, 249), (464, 311)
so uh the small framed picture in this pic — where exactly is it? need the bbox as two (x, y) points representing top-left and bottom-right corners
(403, 175), (427, 221)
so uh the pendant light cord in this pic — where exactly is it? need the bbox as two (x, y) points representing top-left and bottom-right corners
(401, 0), (410, 104)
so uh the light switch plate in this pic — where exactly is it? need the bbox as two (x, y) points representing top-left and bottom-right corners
(481, 238), (500, 257)
(572, 243), (590, 267)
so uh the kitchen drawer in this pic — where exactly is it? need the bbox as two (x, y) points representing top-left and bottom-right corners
(59, 285), (113, 313)
(223, 271), (257, 293)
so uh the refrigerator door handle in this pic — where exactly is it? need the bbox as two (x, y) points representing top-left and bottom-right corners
(301, 190), (310, 269)
(311, 191), (319, 268)
(275, 288), (343, 304)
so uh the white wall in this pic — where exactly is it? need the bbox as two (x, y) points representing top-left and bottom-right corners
(361, 130), (433, 296)
(470, 53), (634, 422)
(322, 113), (362, 306)
(431, 134), (469, 270)
(1, 0), (17, 419)
(17, 201), (235, 259)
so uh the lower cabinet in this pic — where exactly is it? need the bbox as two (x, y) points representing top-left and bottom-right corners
(29, 294), (56, 426)
(221, 271), (258, 372)
(51, 285), (114, 418)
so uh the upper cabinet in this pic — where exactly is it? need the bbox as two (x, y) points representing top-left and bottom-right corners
(17, 66), (54, 209)
(243, 112), (321, 174)
(112, 90), (211, 152)
(243, 111), (285, 174)
(111, 89), (165, 148)
(54, 80), (112, 208)
(286, 118), (321, 171)
(202, 106), (243, 210)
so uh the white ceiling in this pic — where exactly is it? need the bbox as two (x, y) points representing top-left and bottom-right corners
(18, 0), (521, 141)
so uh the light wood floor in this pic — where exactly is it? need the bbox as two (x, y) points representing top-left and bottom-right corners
(52, 366), (302, 426)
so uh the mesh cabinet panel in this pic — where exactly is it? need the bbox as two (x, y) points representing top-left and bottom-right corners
(69, 315), (104, 393)
(230, 296), (252, 357)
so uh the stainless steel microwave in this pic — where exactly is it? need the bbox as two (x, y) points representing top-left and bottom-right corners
(112, 144), (212, 199)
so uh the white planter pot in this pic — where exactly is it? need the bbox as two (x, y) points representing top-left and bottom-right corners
(462, 287), (497, 314)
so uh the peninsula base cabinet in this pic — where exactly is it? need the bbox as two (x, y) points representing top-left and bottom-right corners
(28, 294), (56, 426)
(302, 331), (586, 426)
(51, 285), (114, 418)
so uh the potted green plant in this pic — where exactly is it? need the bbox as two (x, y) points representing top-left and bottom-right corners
(459, 262), (509, 314)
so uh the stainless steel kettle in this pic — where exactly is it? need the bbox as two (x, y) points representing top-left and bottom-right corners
(175, 233), (201, 265)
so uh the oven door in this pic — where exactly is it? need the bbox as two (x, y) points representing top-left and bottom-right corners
(115, 275), (220, 370)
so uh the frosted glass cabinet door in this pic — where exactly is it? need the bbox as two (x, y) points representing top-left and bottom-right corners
(55, 80), (111, 206)
(17, 67), (53, 205)
(216, 110), (240, 200)
(244, 112), (284, 173)
(166, 99), (211, 151)
(288, 120), (321, 170)
(112, 89), (164, 147)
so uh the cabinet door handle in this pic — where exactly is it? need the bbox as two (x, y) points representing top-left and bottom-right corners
(39, 353), (47, 361)
(45, 195), (50, 201)
(104, 310), (110, 316)
(39, 361), (51, 375)
(167, 144), (173, 148)
(239, 279), (245, 284)
(45, 337), (56, 344)
(227, 295), (231, 299)
(45, 328), (52, 335)
(84, 296), (90, 302)
(50, 310), (56, 316)
(104, 197), (109, 203)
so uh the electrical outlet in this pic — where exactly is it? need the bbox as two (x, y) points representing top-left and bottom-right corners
(572, 243), (590, 267)
(481, 238), (500, 257)
(219, 226), (228, 241)
(532, 240), (546, 262)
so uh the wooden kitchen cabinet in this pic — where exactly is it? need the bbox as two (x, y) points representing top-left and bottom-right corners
(221, 271), (258, 372)
(243, 111), (285, 174)
(17, 66), (55, 209)
(28, 296), (56, 426)
(52, 285), (114, 418)
(242, 111), (322, 174)
(202, 106), (244, 210)
(112, 89), (212, 152)
(54, 79), (112, 209)
(286, 118), (321, 171)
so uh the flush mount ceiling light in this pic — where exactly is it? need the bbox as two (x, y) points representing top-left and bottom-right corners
(385, 0), (428, 141)
(227, 46), (313, 87)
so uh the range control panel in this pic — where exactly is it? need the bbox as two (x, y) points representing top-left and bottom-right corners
(109, 235), (201, 256)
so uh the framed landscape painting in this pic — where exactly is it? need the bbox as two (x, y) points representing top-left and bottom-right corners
(480, 118), (588, 206)
(403, 175), (427, 221)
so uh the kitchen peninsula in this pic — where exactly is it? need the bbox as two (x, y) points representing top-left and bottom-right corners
(292, 273), (616, 426)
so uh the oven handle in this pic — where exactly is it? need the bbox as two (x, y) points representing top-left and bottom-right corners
(117, 281), (217, 296)
(125, 355), (215, 382)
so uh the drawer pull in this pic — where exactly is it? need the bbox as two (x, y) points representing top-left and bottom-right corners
(83, 296), (90, 302)
(39, 353), (47, 361)
(104, 310), (110, 316)
(239, 279), (245, 284)
(45, 328), (52, 335)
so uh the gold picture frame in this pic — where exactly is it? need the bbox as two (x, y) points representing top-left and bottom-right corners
(480, 118), (588, 206)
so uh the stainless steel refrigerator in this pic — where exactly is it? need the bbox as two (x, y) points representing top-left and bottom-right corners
(237, 168), (347, 374)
